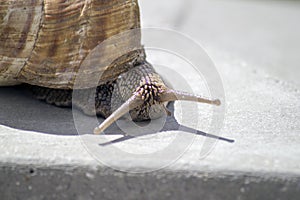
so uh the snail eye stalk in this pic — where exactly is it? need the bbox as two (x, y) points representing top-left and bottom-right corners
(160, 89), (221, 106)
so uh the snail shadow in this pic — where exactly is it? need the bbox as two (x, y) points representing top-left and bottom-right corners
(0, 86), (78, 135)
(0, 86), (234, 144)
(99, 102), (235, 146)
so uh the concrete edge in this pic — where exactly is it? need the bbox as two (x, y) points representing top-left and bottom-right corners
(1, 163), (299, 200)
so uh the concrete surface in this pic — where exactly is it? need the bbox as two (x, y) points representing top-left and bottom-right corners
(1, 0), (300, 199)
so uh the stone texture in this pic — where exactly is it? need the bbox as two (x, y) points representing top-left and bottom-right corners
(1, 0), (300, 199)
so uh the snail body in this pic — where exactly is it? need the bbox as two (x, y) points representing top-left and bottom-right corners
(0, 0), (220, 134)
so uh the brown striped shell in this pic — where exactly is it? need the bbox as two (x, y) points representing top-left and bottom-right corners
(0, 0), (143, 89)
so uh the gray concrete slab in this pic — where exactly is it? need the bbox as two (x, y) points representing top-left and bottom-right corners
(1, 0), (300, 199)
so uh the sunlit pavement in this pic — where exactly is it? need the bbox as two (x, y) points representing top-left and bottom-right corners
(1, 0), (299, 199)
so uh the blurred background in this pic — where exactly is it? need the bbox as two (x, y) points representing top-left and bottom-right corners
(140, 0), (300, 87)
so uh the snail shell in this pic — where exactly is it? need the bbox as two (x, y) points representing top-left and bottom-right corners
(0, 0), (142, 88)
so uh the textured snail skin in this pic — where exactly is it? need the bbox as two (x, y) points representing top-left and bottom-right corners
(29, 61), (168, 121)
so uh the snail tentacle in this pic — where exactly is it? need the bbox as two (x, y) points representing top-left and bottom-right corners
(160, 89), (221, 106)
(94, 94), (143, 134)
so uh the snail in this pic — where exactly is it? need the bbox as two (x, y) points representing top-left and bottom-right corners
(0, 0), (221, 135)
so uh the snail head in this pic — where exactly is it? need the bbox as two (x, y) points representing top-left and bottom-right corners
(94, 62), (220, 134)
